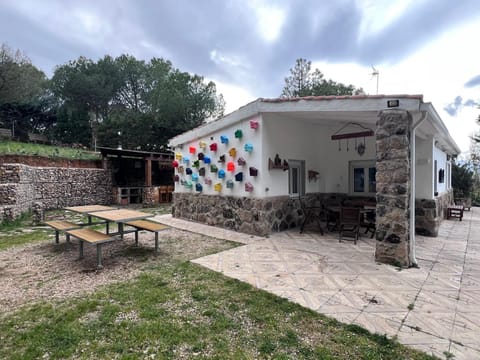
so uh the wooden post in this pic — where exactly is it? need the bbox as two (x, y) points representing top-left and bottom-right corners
(145, 158), (152, 186)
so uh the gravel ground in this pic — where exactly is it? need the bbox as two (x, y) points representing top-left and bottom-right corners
(0, 228), (235, 315)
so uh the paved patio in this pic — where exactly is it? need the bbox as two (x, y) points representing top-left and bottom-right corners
(154, 208), (480, 360)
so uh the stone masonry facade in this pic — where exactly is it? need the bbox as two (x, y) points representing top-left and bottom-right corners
(0, 163), (112, 223)
(375, 110), (412, 267)
(415, 190), (454, 236)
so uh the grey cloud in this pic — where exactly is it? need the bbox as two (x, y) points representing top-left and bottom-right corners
(465, 75), (480, 88)
(444, 96), (478, 116)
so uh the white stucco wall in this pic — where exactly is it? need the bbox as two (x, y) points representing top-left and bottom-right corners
(415, 136), (433, 199)
(172, 115), (264, 197)
(433, 143), (448, 195)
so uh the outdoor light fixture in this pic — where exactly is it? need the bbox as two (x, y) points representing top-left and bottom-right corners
(387, 99), (399, 107)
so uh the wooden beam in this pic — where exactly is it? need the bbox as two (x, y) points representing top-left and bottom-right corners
(331, 130), (374, 140)
(145, 159), (152, 186)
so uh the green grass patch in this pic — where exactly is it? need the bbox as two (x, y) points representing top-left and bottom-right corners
(0, 229), (50, 251)
(0, 140), (100, 160)
(0, 261), (438, 360)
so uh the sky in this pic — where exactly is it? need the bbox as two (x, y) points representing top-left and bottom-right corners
(1, 0), (479, 153)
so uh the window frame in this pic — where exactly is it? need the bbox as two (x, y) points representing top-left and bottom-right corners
(349, 160), (376, 196)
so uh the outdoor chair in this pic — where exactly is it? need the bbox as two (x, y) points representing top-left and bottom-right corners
(339, 207), (361, 244)
(299, 195), (325, 235)
(362, 209), (376, 238)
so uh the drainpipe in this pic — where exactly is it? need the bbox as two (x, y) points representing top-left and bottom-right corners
(409, 109), (427, 266)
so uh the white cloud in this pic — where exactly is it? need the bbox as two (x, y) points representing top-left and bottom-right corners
(248, 1), (286, 42)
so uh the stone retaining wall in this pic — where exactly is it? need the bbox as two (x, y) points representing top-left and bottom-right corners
(0, 163), (112, 222)
(415, 190), (454, 236)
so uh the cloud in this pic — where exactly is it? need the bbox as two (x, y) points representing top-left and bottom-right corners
(444, 96), (478, 116)
(465, 74), (480, 88)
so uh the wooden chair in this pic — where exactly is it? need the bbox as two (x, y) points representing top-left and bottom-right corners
(299, 195), (325, 235)
(362, 209), (376, 238)
(339, 207), (361, 244)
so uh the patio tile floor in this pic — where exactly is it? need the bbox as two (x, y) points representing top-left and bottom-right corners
(154, 208), (480, 359)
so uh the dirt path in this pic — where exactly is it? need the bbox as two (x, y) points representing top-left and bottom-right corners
(0, 228), (235, 315)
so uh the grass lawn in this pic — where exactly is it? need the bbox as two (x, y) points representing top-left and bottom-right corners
(0, 140), (100, 160)
(0, 213), (438, 360)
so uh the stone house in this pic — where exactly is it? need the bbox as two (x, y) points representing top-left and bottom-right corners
(168, 95), (460, 266)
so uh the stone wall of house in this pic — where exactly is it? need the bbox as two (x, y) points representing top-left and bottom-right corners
(173, 193), (306, 236)
(375, 109), (412, 267)
(415, 190), (454, 236)
(0, 163), (112, 223)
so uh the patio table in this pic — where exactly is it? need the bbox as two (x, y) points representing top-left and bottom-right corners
(64, 205), (117, 225)
(86, 209), (154, 239)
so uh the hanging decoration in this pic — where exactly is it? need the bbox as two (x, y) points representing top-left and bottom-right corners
(175, 153), (183, 160)
(178, 166), (184, 174)
(234, 129), (243, 139)
(220, 135), (229, 144)
(331, 122), (373, 155)
(245, 182), (254, 192)
(214, 183), (222, 192)
(174, 175), (180, 182)
(226, 180), (234, 189)
(218, 169), (226, 178)
(199, 140), (207, 149)
(183, 156), (190, 164)
(249, 120), (259, 129)
(198, 152), (205, 161)
(204, 177), (212, 185)
(218, 154), (226, 163)
(186, 168), (192, 175)
(235, 172), (243, 182)
(210, 164), (218, 173)
(192, 160), (200, 168)
(184, 180), (193, 189)
(189, 146), (196, 154)
(191, 173), (199, 182)
(199, 167), (206, 176)
(237, 157), (246, 166)
(229, 148), (237, 157)
(244, 143), (254, 152)
(210, 143), (218, 151)
(227, 161), (235, 172)
(195, 183), (203, 192)
(249, 167), (258, 176)
(172, 160), (179, 168)
(203, 156), (211, 164)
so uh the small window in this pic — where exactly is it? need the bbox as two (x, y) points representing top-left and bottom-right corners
(349, 160), (376, 196)
(289, 160), (305, 196)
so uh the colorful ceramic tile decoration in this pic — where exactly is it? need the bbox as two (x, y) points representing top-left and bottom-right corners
(180, 179), (186, 186)
(198, 152), (205, 160)
(174, 175), (179, 182)
(189, 146), (196, 154)
(226, 179), (234, 189)
(178, 166), (184, 174)
(195, 183), (203, 192)
(249, 167), (258, 176)
(192, 160), (200, 168)
(227, 161), (235, 172)
(249, 120), (259, 129)
(237, 157), (246, 165)
(245, 182), (254, 192)
(229, 147), (237, 157)
(186, 168), (192, 175)
(234, 129), (243, 139)
(214, 183), (222, 192)
(244, 143), (253, 152)
(199, 140), (207, 149)
(183, 156), (190, 164)
(172, 160), (179, 168)
(218, 169), (226, 178)
(210, 143), (218, 151)
(235, 172), (243, 182)
(204, 177), (212, 185)
(220, 135), (229, 144)
(191, 173), (199, 181)
(199, 167), (206, 176)
(210, 164), (218, 173)
(175, 153), (183, 160)
(184, 180), (193, 189)
(218, 154), (225, 163)
(203, 156), (211, 164)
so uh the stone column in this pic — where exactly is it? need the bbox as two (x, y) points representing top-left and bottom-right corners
(375, 110), (412, 267)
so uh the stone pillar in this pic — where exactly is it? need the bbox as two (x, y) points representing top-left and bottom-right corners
(375, 110), (412, 267)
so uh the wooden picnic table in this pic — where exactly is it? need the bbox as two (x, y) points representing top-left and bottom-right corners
(64, 205), (117, 225)
(87, 209), (154, 239)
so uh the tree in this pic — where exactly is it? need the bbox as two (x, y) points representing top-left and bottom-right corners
(281, 58), (362, 97)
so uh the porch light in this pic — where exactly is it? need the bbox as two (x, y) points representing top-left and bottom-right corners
(387, 99), (399, 107)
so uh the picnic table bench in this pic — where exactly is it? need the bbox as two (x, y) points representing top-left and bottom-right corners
(125, 220), (170, 253)
(66, 228), (116, 269)
(447, 205), (464, 221)
(44, 220), (81, 243)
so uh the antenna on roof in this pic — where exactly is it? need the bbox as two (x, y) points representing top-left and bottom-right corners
(370, 65), (379, 95)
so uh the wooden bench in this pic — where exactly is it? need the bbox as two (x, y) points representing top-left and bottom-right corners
(447, 205), (464, 221)
(28, 132), (49, 144)
(66, 228), (116, 269)
(45, 220), (81, 244)
(125, 220), (170, 253)
(0, 128), (12, 139)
